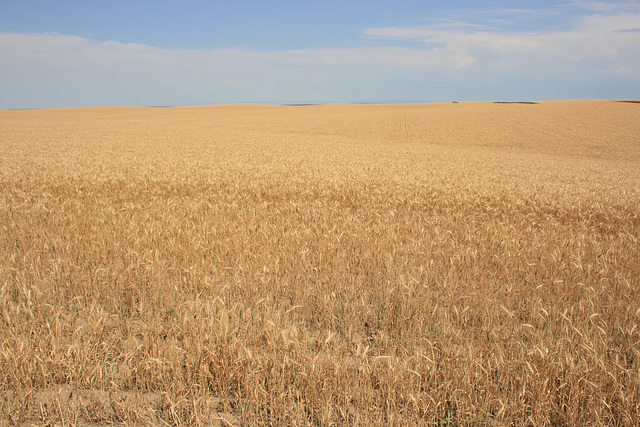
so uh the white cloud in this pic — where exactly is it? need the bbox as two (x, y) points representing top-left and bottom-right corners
(0, 31), (473, 71)
(0, 31), (477, 107)
(265, 46), (474, 68)
(363, 11), (640, 78)
(565, 1), (640, 12)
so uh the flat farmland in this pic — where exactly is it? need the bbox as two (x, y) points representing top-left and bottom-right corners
(1, 100), (639, 425)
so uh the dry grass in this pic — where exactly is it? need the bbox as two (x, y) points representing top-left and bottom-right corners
(1, 100), (639, 425)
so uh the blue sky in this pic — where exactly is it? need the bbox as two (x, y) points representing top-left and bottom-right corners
(1, 0), (639, 108)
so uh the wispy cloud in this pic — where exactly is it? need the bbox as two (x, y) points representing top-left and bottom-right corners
(0, 31), (479, 107)
(564, 1), (640, 12)
(0, 32), (473, 70)
(363, 10), (640, 78)
(0, 32), (169, 69)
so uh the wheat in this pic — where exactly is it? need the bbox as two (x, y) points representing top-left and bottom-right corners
(1, 100), (639, 425)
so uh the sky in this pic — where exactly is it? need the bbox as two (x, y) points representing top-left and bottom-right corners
(1, 0), (640, 108)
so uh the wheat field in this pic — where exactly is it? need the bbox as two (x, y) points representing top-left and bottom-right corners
(1, 100), (639, 426)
